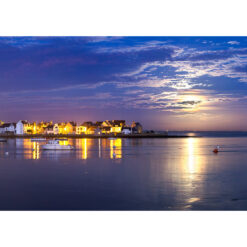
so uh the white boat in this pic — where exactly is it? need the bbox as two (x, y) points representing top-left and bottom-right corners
(108, 137), (117, 140)
(0, 138), (7, 142)
(31, 138), (46, 141)
(41, 140), (74, 150)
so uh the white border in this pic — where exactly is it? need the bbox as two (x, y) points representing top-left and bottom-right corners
(0, 211), (246, 247)
(0, 0), (247, 246)
(0, 0), (246, 36)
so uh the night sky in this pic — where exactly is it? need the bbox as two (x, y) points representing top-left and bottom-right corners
(1, 36), (247, 130)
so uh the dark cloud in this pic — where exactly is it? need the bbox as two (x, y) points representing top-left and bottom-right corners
(177, 100), (201, 105)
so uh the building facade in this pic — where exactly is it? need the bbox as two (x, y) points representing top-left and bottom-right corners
(1, 119), (143, 135)
(0, 123), (16, 134)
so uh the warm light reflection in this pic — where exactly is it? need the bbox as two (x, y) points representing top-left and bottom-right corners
(32, 142), (40, 160)
(110, 139), (122, 159)
(188, 138), (195, 174)
(82, 138), (87, 159)
(177, 137), (204, 209)
(23, 139), (32, 159)
(22, 139), (41, 160)
(78, 138), (94, 160)
(19, 137), (124, 160)
(185, 137), (204, 180)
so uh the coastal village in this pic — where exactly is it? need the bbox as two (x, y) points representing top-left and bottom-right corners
(0, 120), (143, 135)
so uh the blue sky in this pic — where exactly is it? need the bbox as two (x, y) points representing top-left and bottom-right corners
(1, 36), (247, 130)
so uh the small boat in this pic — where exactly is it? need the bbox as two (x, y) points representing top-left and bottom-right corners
(108, 137), (117, 140)
(31, 138), (46, 141)
(213, 145), (220, 153)
(41, 140), (74, 150)
(0, 138), (7, 142)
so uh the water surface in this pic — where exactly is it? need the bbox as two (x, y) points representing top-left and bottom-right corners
(0, 137), (247, 210)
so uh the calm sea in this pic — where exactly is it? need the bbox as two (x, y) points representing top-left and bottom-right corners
(1, 133), (247, 210)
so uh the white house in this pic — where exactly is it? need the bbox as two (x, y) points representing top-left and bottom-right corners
(16, 120), (28, 135)
(0, 123), (16, 134)
(53, 124), (59, 135)
(121, 127), (132, 135)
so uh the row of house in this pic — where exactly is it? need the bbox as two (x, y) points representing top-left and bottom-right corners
(0, 120), (142, 135)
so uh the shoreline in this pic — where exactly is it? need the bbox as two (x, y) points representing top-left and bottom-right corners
(0, 133), (191, 139)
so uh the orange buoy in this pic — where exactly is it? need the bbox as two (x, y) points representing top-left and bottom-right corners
(213, 145), (220, 153)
